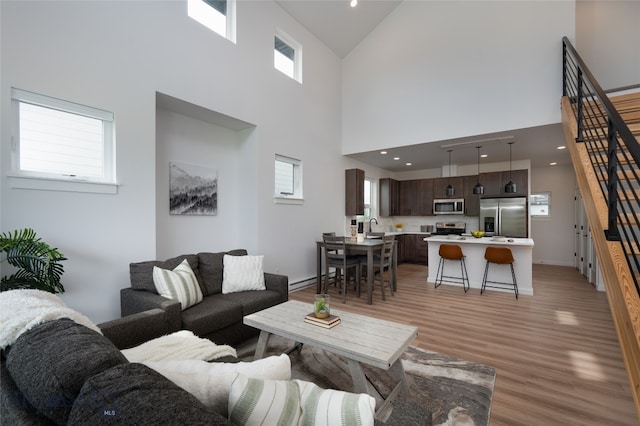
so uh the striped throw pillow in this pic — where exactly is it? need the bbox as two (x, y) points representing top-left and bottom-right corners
(222, 254), (266, 294)
(228, 374), (301, 426)
(152, 259), (203, 310)
(296, 380), (375, 426)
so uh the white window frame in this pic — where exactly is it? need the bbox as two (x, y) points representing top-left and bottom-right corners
(363, 177), (376, 220)
(530, 192), (551, 218)
(9, 88), (117, 194)
(274, 28), (302, 83)
(274, 154), (303, 205)
(187, 0), (237, 44)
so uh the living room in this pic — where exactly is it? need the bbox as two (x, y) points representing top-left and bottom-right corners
(1, 0), (640, 423)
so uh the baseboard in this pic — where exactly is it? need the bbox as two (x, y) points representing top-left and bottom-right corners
(532, 259), (575, 267)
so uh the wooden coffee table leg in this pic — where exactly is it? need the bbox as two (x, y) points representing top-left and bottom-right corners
(254, 330), (271, 360)
(348, 358), (409, 420)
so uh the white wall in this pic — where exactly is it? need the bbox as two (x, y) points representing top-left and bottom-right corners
(576, 1), (640, 90)
(531, 164), (577, 266)
(0, 0), (368, 322)
(342, 1), (575, 154)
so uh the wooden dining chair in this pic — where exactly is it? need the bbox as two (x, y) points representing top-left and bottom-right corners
(369, 234), (395, 301)
(322, 232), (341, 287)
(323, 235), (362, 303)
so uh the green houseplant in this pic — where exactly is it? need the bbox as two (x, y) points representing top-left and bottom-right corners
(0, 228), (67, 294)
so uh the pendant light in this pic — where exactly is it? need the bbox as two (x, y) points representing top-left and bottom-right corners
(504, 141), (517, 193)
(473, 146), (484, 195)
(446, 149), (455, 196)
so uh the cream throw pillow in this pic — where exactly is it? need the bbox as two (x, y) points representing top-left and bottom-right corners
(152, 259), (203, 310)
(222, 254), (266, 294)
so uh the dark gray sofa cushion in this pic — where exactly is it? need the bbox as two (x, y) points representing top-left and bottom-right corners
(5, 319), (127, 425)
(218, 290), (285, 316)
(1, 361), (56, 425)
(68, 363), (231, 425)
(129, 254), (202, 294)
(197, 250), (247, 295)
(181, 296), (243, 337)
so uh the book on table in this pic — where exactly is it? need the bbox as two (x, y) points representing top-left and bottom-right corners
(304, 313), (341, 328)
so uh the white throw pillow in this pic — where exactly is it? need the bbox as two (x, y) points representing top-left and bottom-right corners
(152, 259), (203, 310)
(145, 354), (291, 417)
(222, 254), (266, 294)
(228, 374), (301, 426)
(296, 380), (375, 426)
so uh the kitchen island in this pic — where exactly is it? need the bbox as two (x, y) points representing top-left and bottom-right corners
(426, 236), (535, 296)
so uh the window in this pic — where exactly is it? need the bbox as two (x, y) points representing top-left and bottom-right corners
(274, 29), (302, 83)
(530, 192), (551, 217)
(363, 177), (375, 220)
(274, 154), (303, 204)
(10, 88), (117, 194)
(188, 0), (236, 43)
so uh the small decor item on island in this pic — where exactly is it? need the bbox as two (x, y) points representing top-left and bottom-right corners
(350, 219), (357, 240)
(313, 294), (331, 318)
(395, 223), (404, 232)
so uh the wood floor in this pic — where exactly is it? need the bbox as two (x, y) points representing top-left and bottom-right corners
(289, 263), (638, 425)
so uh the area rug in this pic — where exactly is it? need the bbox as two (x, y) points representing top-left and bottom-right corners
(235, 335), (496, 426)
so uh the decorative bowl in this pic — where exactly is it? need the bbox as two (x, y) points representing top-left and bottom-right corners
(471, 231), (485, 238)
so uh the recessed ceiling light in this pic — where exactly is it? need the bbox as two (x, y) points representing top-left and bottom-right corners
(380, 151), (387, 155)
(557, 146), (566, 150)
(550, 162), (557, 166)
(350, 0), (357, 7)
(405, 162), (412, 166)
(481, 154), (488, 158)
(393, 157), (400, 161)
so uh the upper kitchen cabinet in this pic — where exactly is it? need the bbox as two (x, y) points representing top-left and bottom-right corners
(433, 177), (464, 199)
(379, 178), (399, 216)
(345, 169), (365, 215)
(480, 169), (528, 197)
(398, 180), (418, 216)
(416, 179), (434, 216)
(463, 175), (480, 216)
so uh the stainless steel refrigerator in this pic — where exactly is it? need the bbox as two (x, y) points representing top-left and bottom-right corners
(479, 197), (528, 238)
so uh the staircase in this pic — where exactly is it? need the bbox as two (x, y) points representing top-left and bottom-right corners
(561, 37), (640, 419)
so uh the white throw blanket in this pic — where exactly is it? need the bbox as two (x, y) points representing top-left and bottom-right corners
(144, 354), (291, 416)
(121, 330), (237, 362)
(0, 289), (102, 350)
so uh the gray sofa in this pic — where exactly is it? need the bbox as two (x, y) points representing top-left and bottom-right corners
(1, 309), (233, 425)
(120, 250), (289, 346)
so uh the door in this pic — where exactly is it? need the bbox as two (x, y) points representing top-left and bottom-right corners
(480, 198), (499, 236)
(498, 197), (527, 238)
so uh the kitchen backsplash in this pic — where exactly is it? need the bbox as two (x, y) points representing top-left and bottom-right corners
(344, 216), (482, 234)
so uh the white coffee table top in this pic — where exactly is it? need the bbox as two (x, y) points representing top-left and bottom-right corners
(244, 300), (418, 370)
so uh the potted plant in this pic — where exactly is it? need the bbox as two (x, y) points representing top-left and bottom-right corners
(0, 228), (67, 294)
(314, 294), (330, 319)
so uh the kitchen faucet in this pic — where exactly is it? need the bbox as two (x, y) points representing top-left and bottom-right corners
(369, 218), (378, 232)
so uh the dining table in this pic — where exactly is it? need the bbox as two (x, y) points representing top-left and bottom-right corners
(316, 237), (397, 305)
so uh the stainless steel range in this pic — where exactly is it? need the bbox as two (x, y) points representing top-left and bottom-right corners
(434, 222), (466, 235)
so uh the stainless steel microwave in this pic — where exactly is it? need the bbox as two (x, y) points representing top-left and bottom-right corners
(433, 198), (465, 215)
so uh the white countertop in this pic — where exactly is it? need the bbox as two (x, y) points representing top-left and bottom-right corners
(425, 235), (534, 247)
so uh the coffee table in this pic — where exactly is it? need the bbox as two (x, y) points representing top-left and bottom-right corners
(243, 300), (418, 418)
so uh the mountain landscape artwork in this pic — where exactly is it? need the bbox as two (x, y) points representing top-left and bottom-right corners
(169, 162), (217, 215)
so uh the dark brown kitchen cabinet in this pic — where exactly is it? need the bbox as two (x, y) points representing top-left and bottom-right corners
(463, 175), (480, 216)
(345, 169), (364, 215)
(416, 179), (434, 216)
(480, 169), (528, 197)
(379, 178), (399, 216)
(433, 177), (464, 199)
(395, 234), (406, 263)
(400, 234), (428, 264)
(398, 180), (418, 216)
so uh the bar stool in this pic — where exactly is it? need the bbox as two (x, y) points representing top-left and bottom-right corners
(435, 244), (469, 292)
(481, 246), (518, 299)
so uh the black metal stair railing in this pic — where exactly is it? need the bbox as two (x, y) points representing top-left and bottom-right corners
(562, 36), (640, 296)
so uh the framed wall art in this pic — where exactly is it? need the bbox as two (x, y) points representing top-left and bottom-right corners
(169, 162), (217, 215)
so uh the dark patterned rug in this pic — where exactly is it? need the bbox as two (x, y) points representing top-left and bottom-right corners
(235, 335), (495, 426)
